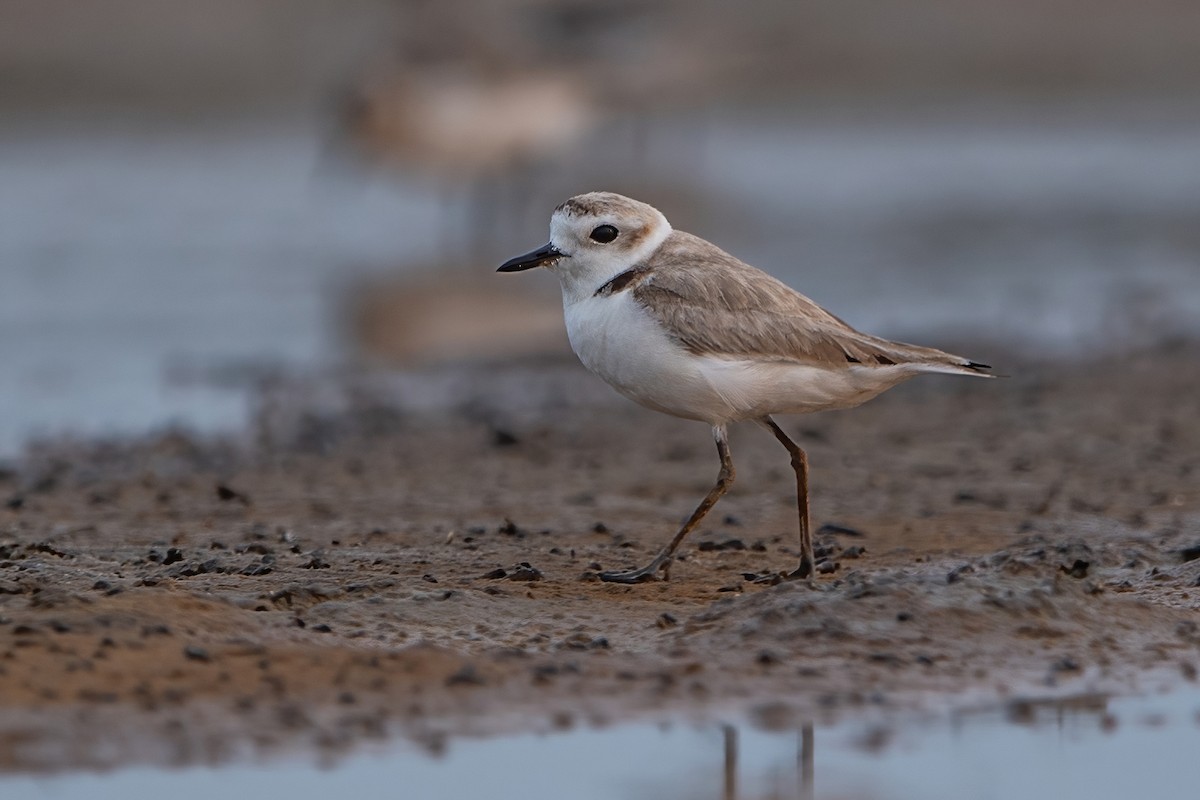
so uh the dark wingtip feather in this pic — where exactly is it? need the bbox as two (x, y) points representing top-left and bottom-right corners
(963, 360), (1007, 378)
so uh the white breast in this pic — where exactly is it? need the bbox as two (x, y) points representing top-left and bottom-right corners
(563, 292), (729, 422)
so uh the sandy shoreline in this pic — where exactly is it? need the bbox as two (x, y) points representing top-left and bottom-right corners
(1, 340), (1198, 771)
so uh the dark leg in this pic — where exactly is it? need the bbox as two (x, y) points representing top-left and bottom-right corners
(758, 416), (816, 580)
(799, 722), (814, 800)
(723, 724), (738, 800)
(600, 425), (734, 583)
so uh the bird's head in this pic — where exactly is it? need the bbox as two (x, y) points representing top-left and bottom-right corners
(498, 192), (672, 295)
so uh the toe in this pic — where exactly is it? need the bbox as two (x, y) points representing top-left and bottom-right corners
(599, 568), (659, 584)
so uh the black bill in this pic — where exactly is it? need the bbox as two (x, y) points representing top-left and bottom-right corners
(497, 242), (564, 272)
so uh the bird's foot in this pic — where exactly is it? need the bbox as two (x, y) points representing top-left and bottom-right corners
(598, 565), (663, 584)
(786, 556), (817, 587)
(599, 556), (670, 584)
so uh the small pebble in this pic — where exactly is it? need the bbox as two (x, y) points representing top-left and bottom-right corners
(698, 539), (745, 552)
(1059, 559), (1089, 579)
(947, 564), (975, 583)
(216, 484), (249, 504)
(498, 519), (523, 537)
(446, 664), (485, 687)
(816, 523), (864, 537)
(507, 562), (543, 582)
(183, 645), (211, 662)
(491, 428), (519, 447)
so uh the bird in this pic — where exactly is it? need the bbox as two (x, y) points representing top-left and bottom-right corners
(336, 63), (600, 256)
(498, 192), (993, 584)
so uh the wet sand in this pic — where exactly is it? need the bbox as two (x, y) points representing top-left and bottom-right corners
(1, 341), (1198, 771)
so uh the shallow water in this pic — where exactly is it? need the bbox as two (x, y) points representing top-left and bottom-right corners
(3, 107), (1199, 455)
(5, 688), (1199, 799)
(0, 117), (438, 455)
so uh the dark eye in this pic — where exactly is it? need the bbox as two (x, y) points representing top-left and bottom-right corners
(589, 224), (619, 243)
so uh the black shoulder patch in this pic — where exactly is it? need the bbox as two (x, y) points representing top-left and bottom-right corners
(595, 266), (652, 297)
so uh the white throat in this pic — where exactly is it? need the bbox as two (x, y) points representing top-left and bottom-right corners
(551, 220), (672, 306)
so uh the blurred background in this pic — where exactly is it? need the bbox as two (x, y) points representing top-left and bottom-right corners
(3, 0), (1199, 456)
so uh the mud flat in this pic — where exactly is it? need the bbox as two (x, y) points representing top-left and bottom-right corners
(0, 341), (1197, 771)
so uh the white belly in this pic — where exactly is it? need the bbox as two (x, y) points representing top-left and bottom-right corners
(563, 293), (913, 424)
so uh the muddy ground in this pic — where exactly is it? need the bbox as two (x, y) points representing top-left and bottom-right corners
(1, 341), (1198, 771)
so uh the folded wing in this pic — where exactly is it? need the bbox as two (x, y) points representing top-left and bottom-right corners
(634, 232), (991, 376)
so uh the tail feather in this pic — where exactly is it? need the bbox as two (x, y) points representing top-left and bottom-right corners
(855, 332), (997, 378)
(914, 357), (996, 378)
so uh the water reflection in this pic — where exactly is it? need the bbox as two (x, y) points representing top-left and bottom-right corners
(6, 689), (1200, 800)
(721, 724), (816, 800)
